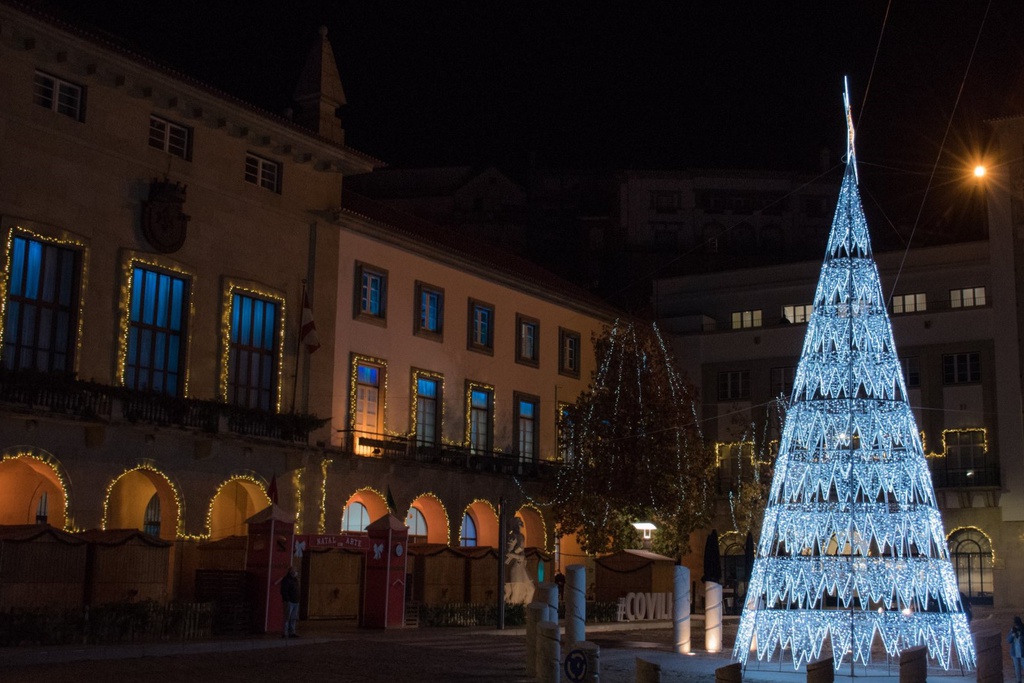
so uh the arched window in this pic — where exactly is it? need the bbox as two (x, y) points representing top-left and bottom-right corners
(461, 513), (477, 547)
(407, 507), (428, 544)
(342, 501), (370, 533)
(143, 493), (161, 537)
(948, 528), (994, 604)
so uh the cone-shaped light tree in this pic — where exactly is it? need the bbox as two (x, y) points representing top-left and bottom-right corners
(733, 82), (975, 671)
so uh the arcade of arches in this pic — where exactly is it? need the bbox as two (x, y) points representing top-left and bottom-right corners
(0, 452), (569, 559)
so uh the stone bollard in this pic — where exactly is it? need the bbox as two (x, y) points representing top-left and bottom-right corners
(898, 645), (927, 683)
(539, 581), (560, 622)
(538, 620), (561, 683)
(566, 565), (586, 648)
(635, 657), (661, 683)
(565, 640), (600, 683)
(975, 631), (1001, 683)
(715, 662), (742, 682)
(704, 581), (723, 653)
(526, 601), (547, 677)
(673, 565), (691, 654)
(806, 656), (834, 683)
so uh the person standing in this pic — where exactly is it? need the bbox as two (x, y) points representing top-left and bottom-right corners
(1009, 616), (1024, 683)
(280, 566), (300, 638)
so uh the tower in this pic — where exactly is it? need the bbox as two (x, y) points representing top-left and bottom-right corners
(732, 82), (975, 671)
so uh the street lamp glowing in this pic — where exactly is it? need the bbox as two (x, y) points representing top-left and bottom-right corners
(973, 165), (986, 178)
(632, 522), (657, 540)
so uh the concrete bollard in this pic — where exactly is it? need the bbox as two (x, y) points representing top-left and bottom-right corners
(526, 601), (547, 677)
(566, 564), (586, 648)
(538, 620), (561, 683)
(565, 640), (600, 683)
(535, 582), (559, 622)
(898, 645), (927, 683)
(975, 630), (1002, 683)
(673, 565), (691, 654)
(635, 657), (661, 683)
(806, 656), (834, 683)
(715, 662), (742, 682)
(704, 581), (723, 653)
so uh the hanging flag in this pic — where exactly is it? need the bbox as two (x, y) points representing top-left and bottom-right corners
(385, 485), (397, 513)
(300, 289), (321, 354)
(267, 474), (279, 505)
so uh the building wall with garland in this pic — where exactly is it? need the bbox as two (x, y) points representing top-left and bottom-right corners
(0, 3), (617, 602)
(655, 190), (1021, 607)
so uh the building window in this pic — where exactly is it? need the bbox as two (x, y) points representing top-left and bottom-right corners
(3, 235), (82, 373)
(414, 375), (440, 446)
(945, 429), (987, 475)
(407, 507), (428, 544)
(558, 403), (575, 463)
(943, 353), (980, 385)
(515, 393), (540, 463)
(353, 360), (385, 454)
(460, 513), (478, 547)
(901, 357), (920, 388)
(354, 262), (387, 323)
(559, 328), (581, 378)
(244, 153), (282, 192)
(892, 293), (926, 314)
(770, 366), (795, 398)
(731, 310), (762, 329)
(126, 266), (189, 396)
(33, 71), (84, 120)
(950, 286), (986, 309)
(143, 494), (161, 537)
(718, 370), (750, 401)
(414, 282), (444, 339)
(467, 384), (493, 454)
(650, 190), (682, 214)
(342, 501), (370, 533)
(948, 528), (993, 604)
(148, 115), (191, 160)
(516, 314), (539, 367)
(651, 222), (680, 248)
(227, 292), (280, 411)
(468, 300), (494, 353)
(782, 304), (813, 324)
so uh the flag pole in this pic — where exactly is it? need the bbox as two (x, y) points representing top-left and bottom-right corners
(290, 279), (308, 413)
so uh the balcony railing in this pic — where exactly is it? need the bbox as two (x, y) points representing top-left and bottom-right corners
(338, 430), (561, 480)
(929, 465), (1001, 489)
(0, 369), (325, 444)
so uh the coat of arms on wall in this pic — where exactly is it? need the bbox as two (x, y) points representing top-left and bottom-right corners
(141, 179), (190, 253)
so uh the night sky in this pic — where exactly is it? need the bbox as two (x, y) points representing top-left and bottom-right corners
(35, 1), (1024, 231)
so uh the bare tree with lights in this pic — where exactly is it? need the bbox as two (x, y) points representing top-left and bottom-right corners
(733, 82), (975, 672)
(552, 320), (714, 558)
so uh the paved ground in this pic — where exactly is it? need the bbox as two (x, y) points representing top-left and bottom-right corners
(0, 608), (1015, 682)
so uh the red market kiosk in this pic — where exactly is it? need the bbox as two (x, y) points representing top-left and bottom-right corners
(245, 504), (295, 633)
(362, 514), (408, 628)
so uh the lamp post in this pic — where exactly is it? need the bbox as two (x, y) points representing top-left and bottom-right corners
(632, 521), (656, 550)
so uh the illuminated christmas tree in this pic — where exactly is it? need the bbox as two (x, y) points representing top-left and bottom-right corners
(733, 83), (975, 671)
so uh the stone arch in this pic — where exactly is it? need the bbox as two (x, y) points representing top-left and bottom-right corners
(342, 487), (389, 531)
(0, 447), (70, 529)
(516, 503), (547, 551)
(461, 499), (499, 547)
(407, 492), (450, 545)
(207, 473), (270, 540)
(102, 463), (182, 539)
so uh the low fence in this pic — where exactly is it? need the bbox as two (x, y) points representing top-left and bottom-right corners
(0, 601), (214, 647)
(417, 601), (620, 628)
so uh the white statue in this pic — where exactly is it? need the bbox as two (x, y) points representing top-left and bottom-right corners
(504, 518), (535, 604)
